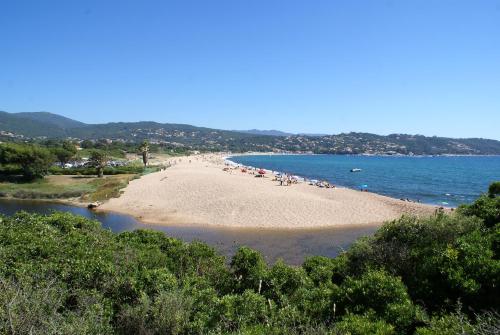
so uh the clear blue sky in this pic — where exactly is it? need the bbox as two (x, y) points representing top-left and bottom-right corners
(1, 1), (499, 139)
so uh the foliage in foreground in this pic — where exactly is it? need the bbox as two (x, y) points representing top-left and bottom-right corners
(0, 185), (499, 334)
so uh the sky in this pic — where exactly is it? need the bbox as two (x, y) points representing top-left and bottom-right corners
(1, 1), (499, 139)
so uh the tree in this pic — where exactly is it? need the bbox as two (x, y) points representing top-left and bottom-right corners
(89, 150), (108, 178)
(139, 141), (149, 167)
(0, 143), (54, 179)
(80, 140), (94, 149)
(52, 141), (77, 166)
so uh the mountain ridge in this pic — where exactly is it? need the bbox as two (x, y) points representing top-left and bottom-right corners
(1, 111), (500, 155)
(234, 129), (294, 137)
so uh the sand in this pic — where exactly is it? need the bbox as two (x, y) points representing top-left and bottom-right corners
(100, 154), (439, 229)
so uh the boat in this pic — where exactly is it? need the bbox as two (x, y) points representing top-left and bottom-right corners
(350, 168), (362, 172)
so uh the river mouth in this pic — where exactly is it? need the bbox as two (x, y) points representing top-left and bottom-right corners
(0, 199), (377, 265)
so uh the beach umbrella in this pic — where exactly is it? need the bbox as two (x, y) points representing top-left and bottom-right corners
(258, 169), (266, 175)
(360, 184), (368, 189)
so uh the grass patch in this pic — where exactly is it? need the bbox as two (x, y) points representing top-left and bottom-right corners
(0, 174), (136, 202)
(82, 174), (136, 202)
(0, 176), (95, 199)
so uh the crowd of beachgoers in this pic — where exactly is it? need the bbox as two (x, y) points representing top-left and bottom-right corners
(222, 161), (338, 189)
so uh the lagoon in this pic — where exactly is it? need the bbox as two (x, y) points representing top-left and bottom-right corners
(0, 199), (376, 265)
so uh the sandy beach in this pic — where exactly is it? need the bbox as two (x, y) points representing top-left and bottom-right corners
(100, 154), (439, 229)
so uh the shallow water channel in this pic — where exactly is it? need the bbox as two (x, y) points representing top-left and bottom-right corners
(0, 199), (377, 265)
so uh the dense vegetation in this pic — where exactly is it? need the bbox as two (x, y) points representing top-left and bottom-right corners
(0, 140), (156, 181)
(0, 142), (113, 180)
(0, 141), (164, 201)
(2, 111), (500, 155)
(0, 184), (498, 334)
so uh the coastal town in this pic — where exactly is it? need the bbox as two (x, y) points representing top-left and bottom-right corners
(1, 112), (499, 155)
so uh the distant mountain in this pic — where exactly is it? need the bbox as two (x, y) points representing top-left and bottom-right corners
(1, 111), (500, 155)
(237, 130), (329, 137)
(236, 129), (294, 136)
(297, 133), (329, 137)
(0, 111), (69, 137)
(15, 111), (86, 129)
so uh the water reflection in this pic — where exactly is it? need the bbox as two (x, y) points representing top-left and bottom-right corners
(0, 199), (377, 265)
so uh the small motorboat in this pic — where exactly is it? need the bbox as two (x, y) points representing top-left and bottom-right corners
(350, 168), (362, 172)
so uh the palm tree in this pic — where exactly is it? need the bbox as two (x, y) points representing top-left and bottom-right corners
(89, 150), (108, 178)
(139, 140), (149, 167)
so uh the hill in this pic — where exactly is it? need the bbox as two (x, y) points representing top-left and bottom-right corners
(15, 111), (86, 128)
(0, 111), (68, 137)
(1, 111), (500, 155)
(236, 129), (294, 136)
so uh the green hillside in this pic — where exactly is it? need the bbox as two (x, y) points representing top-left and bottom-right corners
(15, 111), (86, 128)
(0, 111), (67, 137)
(1, 111), (500, 155)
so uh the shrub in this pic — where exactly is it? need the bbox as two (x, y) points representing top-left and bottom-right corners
(488, 181), (500, 197)
(116, 291), (192, 335)
(337, 270), (420, 332)
(459, 194), (500, 227)
(0, 184), (498, 334)
(216, 290), (268, 332)
(231, 247), (267, 292)
(334, 313), (395, 335)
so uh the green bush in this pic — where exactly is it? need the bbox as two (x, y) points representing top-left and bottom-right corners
(0, 184), (498, 334)
(336, 270), (420, 332)
(334, 313), (395, 335)
(116, 291), (192, 335)
(343, 211), (499, 312)
(0, 143), (54, 180)
(415, 313), (473, 335)
(488, 181), (500, 197)
(49, 165), (148, 176)
(459, 193), (500, 227)
(231, 247), (267, 292)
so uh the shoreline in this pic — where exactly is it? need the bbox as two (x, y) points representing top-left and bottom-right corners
(0, 194), (90, 208)
(225, 151), (500, 158)
(99, 153), (440, 229)
(225, 153), (454, 208)
(223, 152), (476, 211)
(0, 197), (382, 234)
(96, 204), (388, 231)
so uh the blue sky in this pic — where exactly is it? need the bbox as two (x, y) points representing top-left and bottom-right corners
(1, 1), (499, 139)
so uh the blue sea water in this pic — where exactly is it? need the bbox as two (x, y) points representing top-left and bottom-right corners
(229, 155), (500, 207)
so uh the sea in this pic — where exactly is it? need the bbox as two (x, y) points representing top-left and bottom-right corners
(229, 154), (500, 207)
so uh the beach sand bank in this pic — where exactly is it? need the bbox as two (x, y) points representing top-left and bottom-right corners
(100, 154), (439, 229)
